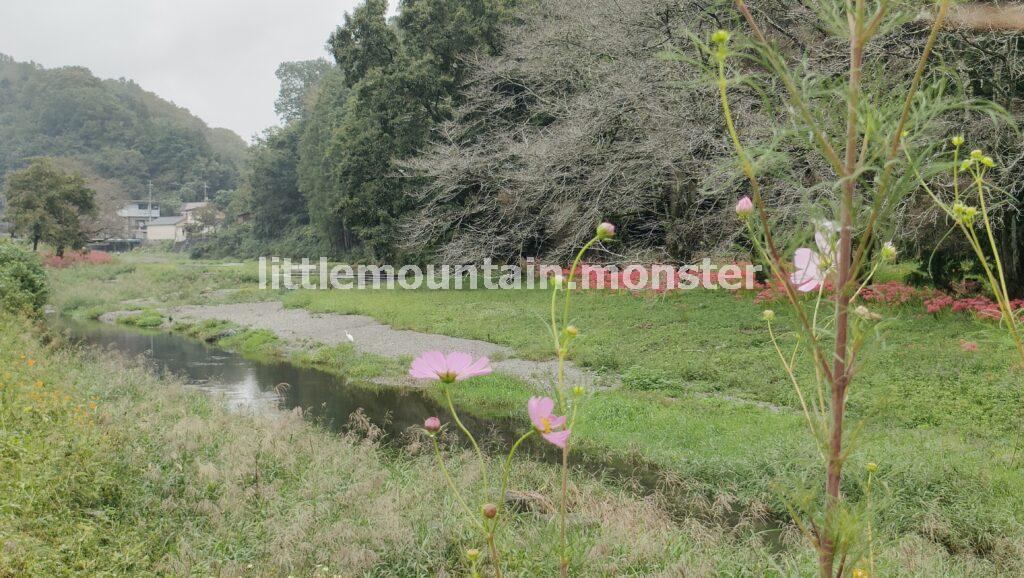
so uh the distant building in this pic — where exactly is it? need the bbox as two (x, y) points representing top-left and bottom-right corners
(180, 201), (225, 234)
(144, 215), (186, 242)
(117, 201), (160, 239)
(180, 201), (208, 214)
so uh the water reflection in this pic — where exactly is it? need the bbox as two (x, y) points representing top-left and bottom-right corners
(60, 319), (455, 435)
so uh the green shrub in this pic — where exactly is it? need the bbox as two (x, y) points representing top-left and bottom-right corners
(117, 309), (165, 328)
(0, 239), (48, 316)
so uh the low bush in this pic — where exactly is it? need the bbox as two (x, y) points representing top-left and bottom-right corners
(0, 239), (48, 316)
(116, 309), (165, 328)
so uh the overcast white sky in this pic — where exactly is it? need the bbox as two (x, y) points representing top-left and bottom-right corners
(0, 1), (398, 141)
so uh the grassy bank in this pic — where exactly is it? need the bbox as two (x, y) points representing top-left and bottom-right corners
(286, 281), (1024, 564)
(46, 253), (1024, 573)
(5, 314), (798, 576)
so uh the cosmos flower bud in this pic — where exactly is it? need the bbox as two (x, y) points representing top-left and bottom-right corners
(950, 135), (964, 147)
(424, 416), (441, 433)
(572, 385), (585, 397)
(762, 309), (775, 322)
(970, 149), (983, 160)
(960, 159), (973, 171)
(482, 503), (498, 519)
(880, 242), (897, 262)
(866, 462), (878, 473)
(711, 30), (730, 44)
(565, 325), (579, 337)
(735, 196), (754, 218)
(596, 222), (616, 240)
(466, 549), (480, 562)
(981, 156), (995, 168)
(952, 202), (978, 225)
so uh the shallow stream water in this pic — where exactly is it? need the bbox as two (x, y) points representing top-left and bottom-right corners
(59, 318), (503, 439)
(58, 318), (786, 546)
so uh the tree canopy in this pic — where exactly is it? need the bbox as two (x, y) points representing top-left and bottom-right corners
(4, 158), (97, 255)
(201, 0), (519, 260)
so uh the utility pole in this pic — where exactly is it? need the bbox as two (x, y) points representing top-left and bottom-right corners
(148, 181), (154, 222)
(203, 181), (209, 202)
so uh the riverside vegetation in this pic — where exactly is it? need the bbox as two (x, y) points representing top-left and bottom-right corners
(36, 245), (1024, 575)
(2, 312), (725, 576)
(5, 0), (1024, 574)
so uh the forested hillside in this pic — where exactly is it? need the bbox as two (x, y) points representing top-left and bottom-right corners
(200, 0), (1023, 291)
(0, 54), (247, 208)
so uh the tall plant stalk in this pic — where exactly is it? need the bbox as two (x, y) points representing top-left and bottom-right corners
(715, 1), (951, 575)
(425, 225), (608, 577)
(549, 230), (605, 577)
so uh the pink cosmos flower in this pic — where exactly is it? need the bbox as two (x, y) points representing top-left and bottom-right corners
(409, 351), (492, 383)
(735, 196), (753, 217)
(790, 221), (838, 293)
(527, 396), (571, 448)
(597, 222), (616, 240)
(790, 247), (824, 292)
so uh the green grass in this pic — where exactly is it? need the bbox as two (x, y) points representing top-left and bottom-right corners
(284, 284), (1024, 565)
(49, 253), (270, 319)
(44, 253), (1024, 573)
(116, 309), (165, 328)
(287, 287), (1023, 434)
(290, 343), (409, 382)
(0, 313), (842, 576)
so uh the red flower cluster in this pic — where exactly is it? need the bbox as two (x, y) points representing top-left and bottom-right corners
(753, 279), (838, 304)
(924, 294), (1024, 320)
(43, 251), (112, 268)
(923, 294), (954, 314)
(750, 277), (1024, 322)
(752, 279), (929, 307)
(859, 281), (924, 305)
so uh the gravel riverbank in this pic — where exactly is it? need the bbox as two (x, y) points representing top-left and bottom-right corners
(167, 301), (612, 388)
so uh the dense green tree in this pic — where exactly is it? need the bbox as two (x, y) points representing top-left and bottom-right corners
(297, 0), (517, 259)
(274, 59), (335, 124)
(199, 0), (517, 259)
(4, 158), (97, 255)
(398, 0), (514, 84)
(0, 238), (48, 316)
(329, 0), (400, 88)
(248, 126), (305, 240)
(297, 70), (353, 251)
